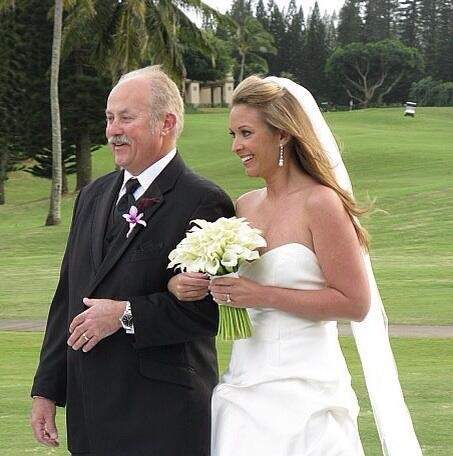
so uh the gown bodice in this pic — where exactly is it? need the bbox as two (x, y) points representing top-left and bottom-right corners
(221, 243), (353, 391)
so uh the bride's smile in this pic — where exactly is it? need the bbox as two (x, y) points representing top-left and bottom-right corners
(229, 104), (284, 178)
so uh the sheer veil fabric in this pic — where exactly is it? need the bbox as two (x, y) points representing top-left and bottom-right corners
(265, 77), (422, 455)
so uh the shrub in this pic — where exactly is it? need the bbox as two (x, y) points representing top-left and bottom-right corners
(409, 77), (453, 106)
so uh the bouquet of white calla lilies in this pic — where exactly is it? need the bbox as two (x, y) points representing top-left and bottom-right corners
(168, 216), (267, 339)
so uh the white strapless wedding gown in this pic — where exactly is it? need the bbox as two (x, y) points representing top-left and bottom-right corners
(211, 243), (365, 456)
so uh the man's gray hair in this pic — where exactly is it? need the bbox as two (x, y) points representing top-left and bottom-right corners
(118, 66), (184, 138)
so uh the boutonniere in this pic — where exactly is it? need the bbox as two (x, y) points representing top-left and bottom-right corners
(122, 206), (147, 238)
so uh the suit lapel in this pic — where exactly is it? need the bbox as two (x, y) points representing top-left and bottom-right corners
(91, 170), (124, 270)
(86, 153), (185, 297)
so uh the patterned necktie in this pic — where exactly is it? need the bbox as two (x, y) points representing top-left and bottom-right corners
(114, 177), (141, 224)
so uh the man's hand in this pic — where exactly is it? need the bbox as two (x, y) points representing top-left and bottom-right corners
(168, 272), (210, 301)
(67, 298), (127, 352)
(31, 397), (59, 447)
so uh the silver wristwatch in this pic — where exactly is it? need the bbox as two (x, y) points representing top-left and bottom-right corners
(120, 301), (134, 334)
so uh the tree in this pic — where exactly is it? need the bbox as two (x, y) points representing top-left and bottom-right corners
(0, 2), (26, 205)
(285, 4), (305, 83)
(229, 0), (253, 20)
(234, 15), (276, 82)
(221, 0), (275, 82)
(184, 32), (233, 82)
(0, 0), (56, 204)
(363, 0), (398, 42)
(324, 11), (338, 52)
(0, 0), (57, 204)
(255, 0), (268, 28)
(326, 39), (424, 106)
(21, 0), (54, 162)
(435, 0), (453, 81)
(46, 0), (63, 226)
(337, 0), (363, 46)
(302, 2), (329, 99)
(65, 0), (222, 85)
(59, 48), (110, 191)
(419, 0), (438, 76)
(397, 0), (422, 48)
(2, 0), (106, 195)
(266, 3), (287, 76)
(26, 144), (76, 194)
(409, 77), (453, 106)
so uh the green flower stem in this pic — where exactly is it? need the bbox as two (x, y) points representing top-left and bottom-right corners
(218, 305), (252, 340)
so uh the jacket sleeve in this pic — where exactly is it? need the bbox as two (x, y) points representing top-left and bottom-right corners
(129, 188), (235, 349)
(30, 191), (83, 406)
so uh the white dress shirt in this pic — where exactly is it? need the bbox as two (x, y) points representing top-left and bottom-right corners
(116, 148), (177, 204)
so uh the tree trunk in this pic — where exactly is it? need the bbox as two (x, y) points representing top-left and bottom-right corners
(73, 50), (92, 191)
(46, 0), (63, 226)
(239, 52), (246, 83)
(0, 149), (7, 205)
(62, 165), (68, 195)
(376, 72), (404, 105)
(76, 131), (92, 191)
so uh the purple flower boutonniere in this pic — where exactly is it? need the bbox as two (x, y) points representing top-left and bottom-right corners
(122, 206), (147, 238)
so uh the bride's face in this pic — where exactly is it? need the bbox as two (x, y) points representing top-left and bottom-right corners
(229, 104), (281, 178)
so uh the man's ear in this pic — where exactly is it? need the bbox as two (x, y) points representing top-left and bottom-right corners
(161, 113), (177, 136)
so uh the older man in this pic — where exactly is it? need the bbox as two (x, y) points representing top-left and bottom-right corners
(31, 66), (234, 455)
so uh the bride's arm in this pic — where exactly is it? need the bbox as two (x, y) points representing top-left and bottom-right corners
(210, 187), (370, 322)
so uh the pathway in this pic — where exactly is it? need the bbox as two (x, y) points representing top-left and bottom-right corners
(1, 320), (453, 338)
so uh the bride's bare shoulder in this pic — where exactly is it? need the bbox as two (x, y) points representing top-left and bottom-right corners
(235, 188), (265, 215)
(303, 184), (347, 224)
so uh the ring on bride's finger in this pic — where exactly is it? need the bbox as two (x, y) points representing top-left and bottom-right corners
(82, 333), (89, 342)
(226, 293), (232, 303)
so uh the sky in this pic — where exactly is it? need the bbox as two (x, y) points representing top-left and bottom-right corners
(201, 0), (346, 15)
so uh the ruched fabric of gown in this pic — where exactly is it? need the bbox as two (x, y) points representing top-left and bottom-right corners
(211, 243), (365, 456)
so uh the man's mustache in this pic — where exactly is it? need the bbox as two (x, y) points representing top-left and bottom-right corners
(108, 135), (132, 146)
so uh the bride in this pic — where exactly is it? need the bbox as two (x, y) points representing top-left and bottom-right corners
(168, 75), (422, 455)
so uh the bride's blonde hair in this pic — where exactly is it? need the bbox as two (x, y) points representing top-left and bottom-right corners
(232, 75), (369, 248)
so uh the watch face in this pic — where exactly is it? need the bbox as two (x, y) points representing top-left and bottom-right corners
(121, 314), (133, 327)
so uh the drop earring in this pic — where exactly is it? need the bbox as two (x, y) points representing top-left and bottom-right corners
(278, 144), (284, 167)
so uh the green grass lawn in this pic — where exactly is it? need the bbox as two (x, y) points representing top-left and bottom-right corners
(1, 332), (452, 455)
(1, 107), (452, 323)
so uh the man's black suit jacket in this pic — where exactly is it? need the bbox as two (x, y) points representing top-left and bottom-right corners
(31, 153), (235, 455)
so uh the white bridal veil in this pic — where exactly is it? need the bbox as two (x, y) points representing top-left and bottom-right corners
(266, 77), (422, 455)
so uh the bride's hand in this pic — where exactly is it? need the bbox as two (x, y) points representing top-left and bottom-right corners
(209, 276), (263, 308)
(168, 272), (210, 301)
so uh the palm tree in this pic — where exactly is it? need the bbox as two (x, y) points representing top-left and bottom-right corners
(64, 0), (222, 85)
(234, 15), (276, 82)
(45, 0), (64, 225)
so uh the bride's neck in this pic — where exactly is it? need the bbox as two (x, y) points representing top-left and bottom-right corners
(264, 163), (308, 201)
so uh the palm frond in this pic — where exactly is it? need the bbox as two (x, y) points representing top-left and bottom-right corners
(61, 0), (97, 60)
(0, 0), (15, 11)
